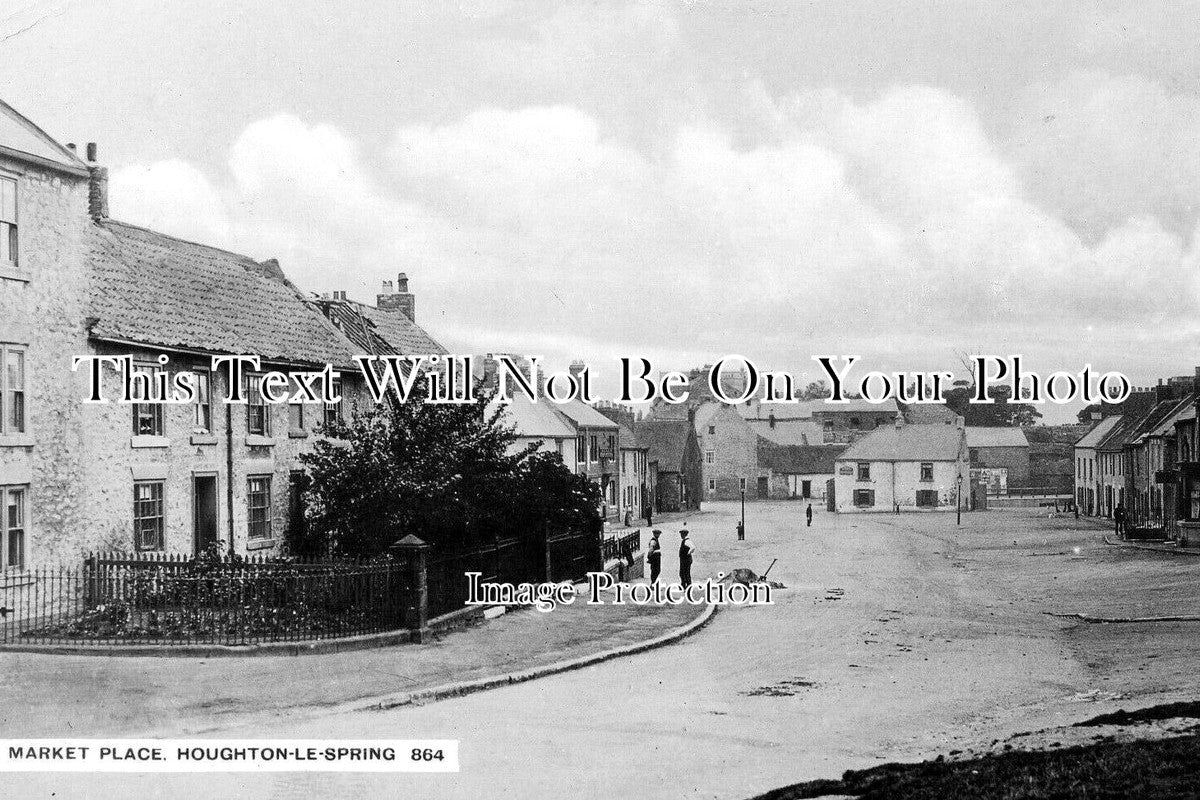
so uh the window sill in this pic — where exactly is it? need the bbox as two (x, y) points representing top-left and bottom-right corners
(246, 538), (276, 551)
(0, 265), (30, 283)
(131, 436), (170, 449)
(245, 435), (276, 447)
(190, 433), (219, 446)
(287, 429), (308, 439)
(0, 433), (33, 447)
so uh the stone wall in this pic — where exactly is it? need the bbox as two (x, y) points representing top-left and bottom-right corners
(0, 155), (92, 567)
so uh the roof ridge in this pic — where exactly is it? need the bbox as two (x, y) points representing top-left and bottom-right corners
(100, 218), (262, 265)
(0, 97), (89, 168)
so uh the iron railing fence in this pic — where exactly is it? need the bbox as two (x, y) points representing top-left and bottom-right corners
(601, 530), (641, 564)
(0, 558), (403, 647)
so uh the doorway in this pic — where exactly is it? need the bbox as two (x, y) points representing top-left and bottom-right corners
(757, 476), (769, 499)
(192, 475), (219, 555)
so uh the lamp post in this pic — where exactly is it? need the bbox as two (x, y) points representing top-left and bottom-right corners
(956, 473), (963, 526)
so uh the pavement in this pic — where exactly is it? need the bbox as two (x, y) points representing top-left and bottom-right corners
(0, 567), (706, 738)
(6, 503), (1199, 800)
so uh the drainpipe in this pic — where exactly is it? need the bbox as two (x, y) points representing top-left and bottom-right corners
(226, 401), (235, 554)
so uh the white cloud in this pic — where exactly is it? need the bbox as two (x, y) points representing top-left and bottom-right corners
(107, 84), (1200, 395)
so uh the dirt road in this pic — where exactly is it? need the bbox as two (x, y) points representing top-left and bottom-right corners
(7, 502), (1197, 799)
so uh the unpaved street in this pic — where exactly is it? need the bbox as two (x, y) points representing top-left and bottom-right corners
(8, 502), (1198, 799)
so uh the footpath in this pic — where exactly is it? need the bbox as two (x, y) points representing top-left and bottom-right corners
(0, 573), (711, 737)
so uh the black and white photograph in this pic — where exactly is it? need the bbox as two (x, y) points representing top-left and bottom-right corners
(1, 2), (1199, 798)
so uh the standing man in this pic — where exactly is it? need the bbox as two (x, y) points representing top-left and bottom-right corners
(647, 530), (662, 584)
(806, 504), (813, 527)
(644, 499), (653, 527)
(1114, 502), (1126, 536)
(679, 529), (695, 588)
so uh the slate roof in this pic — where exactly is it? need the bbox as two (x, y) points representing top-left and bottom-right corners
(836, 423), (964, 462)
(738, 398), (900, 421)
(1147, 401), (1193, 438)
(749, 419), (824, 447)
(637, 419), (691, 471)
(555, 398), (619, 430)
(758, 442), (846, 474)
(88, 220), (359, 367)
(965, 427), (1030, 448)
(1074, 416), (1121, 448)
(489, 396), (576, 440)
(0, 99), (89, 176)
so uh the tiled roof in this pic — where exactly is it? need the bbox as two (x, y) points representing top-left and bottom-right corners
(758, 442), (846, 474)
(359, 305), (446, 355)
(88, 220), (358, 367)
(637, 418), (691, 471)
(965, 427), (1030, 448)
(836, 423), (964, 462)
(617, 423), (646, 450)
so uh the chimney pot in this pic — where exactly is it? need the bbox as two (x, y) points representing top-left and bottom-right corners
(86, 142), (97, 162)
(375, 274), (415, 320)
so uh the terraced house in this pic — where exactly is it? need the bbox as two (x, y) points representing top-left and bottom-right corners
(0, 100), (444, 568)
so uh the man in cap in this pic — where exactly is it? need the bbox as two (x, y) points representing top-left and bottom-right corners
(647, 530), (663, 584)
(678, 529), (695, 588)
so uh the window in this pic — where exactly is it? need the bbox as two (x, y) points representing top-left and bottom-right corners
(193, 370), (211, 432)
(857, 462), (870, 481)
(589, 435), (598, 462)
(131, 363), (164, 436)
(853, 489), (875, 507)
(133, 481), (164, 551)
(708, 425), (716, 435)
(576, 435), (586, 464)
(247, 476), (272, 540)
(916, 489), (939, 508)
(0, 344), (25, 435)
(850, 416), (861, 427)
(1, 485), (26, 569)
(288, 396), (304, 432)
(705, 450), (714, 464)
(708, 479), (715, 491)
(0, 176), (16, 268)
(245, 374), (270, 436)
(323, 378), (342, 429)
(920, 462), (934, 481)
(969, 448), (980, 462)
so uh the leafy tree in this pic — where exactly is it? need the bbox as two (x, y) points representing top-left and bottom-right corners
(295, 383), (601, 558)
(943, 380), (1043, 427)
(798, 380), (829, 400)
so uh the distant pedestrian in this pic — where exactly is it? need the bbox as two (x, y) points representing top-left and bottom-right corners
(644, 503), (653, 527)
(1114, 503), (1126, 536)
(647, 530), (662, 584)
(678, 529), (695, 587)
(806, 504), (813, 527)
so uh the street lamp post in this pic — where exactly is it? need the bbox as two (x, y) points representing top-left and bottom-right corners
(956, 473), (963, 526)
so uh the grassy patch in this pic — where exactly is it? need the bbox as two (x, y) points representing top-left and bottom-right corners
(751, 733), (1200, 799)
(1074, 701), (1200, 727)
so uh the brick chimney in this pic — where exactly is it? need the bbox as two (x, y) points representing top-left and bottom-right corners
(85, 142), (108, 221)
(376, 272), (415, 321)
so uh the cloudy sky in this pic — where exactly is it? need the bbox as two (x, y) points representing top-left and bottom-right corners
(2, 1), (1198, 419)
